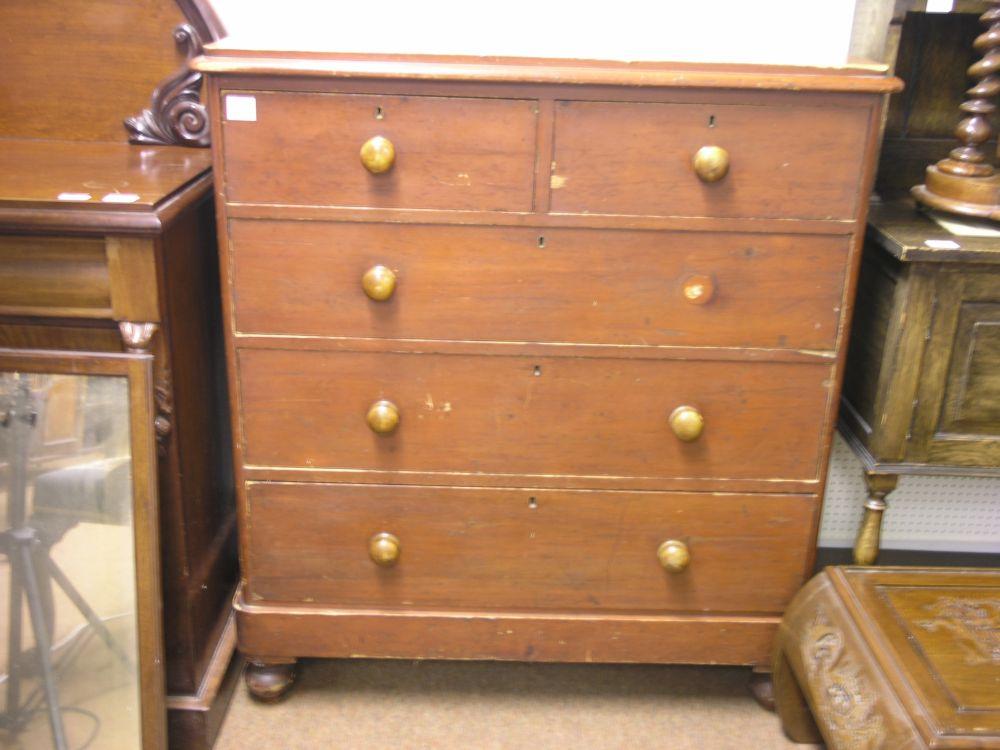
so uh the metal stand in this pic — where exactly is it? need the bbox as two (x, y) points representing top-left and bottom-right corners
(0, 375), (130, 750)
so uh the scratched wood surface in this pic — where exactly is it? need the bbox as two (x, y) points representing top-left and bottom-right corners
(231, 219), (849, 350)
(201, 52), (896, 682)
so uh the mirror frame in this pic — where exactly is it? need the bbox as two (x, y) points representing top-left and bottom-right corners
(0, 347), (166, 750)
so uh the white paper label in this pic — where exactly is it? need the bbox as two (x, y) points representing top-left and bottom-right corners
(101, 193), (140, 204)
(925, 0), (953, 13)
(57, 192), (92, 201)
(924, 239), (961, 250)
(226, 95), (257, 122)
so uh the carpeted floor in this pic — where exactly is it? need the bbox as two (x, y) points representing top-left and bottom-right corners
(215, 659), (821, 750)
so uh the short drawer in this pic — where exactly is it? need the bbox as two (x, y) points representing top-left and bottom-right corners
(246, 482), (816, 614)
(550, 99), (869, 220)
(222, 91), (538, 211)
(238, 349), (831, 483)
(231, 220), (849, 350)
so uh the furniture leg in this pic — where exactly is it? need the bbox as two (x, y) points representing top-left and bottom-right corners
(772, 644), (821, 744)
(852, 471), (899, 565)
(748, 667), (775, 711)
(244, 657), (297, 703)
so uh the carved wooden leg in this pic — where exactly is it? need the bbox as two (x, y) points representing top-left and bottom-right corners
(244, 657), (297, 703)
(748, 667), (775, 711)
(852, 471), (899, 565)
(772, 646), (821, 744)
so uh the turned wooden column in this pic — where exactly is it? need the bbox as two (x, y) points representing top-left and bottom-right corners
(912, 1), (1000, 219)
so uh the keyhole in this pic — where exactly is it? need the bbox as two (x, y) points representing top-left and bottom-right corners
(708, 114), (716, 128)
(537, 236), (546, 248)
(528, 497), (538, 509)
(533, 365), (542, 376)
(375, 106), (385, 120)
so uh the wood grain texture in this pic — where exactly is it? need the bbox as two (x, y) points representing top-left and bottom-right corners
(550, 100), (870, 220)
(230, 220), (848, 350)
(222, 92), (538, 210)
(235, 586), (782, 665)
(245, 482), (816, 614)
(0, 0), (186, 143)
(238, 348), (831, 483)
(0, 235), (111, 318)
(0, 139), (212, 210)
(203, 54), (894, 673)
(775, 567), (1000, 749)
(194, 50), (901, 94)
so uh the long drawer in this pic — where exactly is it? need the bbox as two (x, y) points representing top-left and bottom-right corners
(230, 220), (849, 350)
(550, 99), (869, 220)
(246, 482), (816, 614)
(238, 348), (831, 483)
(221, 91), (538, 211)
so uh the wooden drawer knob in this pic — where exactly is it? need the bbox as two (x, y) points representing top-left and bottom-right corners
(362, 265), (397, 301)
(657, 539), (691, 573)
(681, 274), (715, 305)
(668, 405), (704, 442)
(366, 399), (400, 434)
(360, 136), (396, 174)
(692, 145), (730, 183)
(369, 532), (401, 567)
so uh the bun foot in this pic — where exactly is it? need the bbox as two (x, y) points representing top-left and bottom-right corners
(749, 670), (775, 711)
(245, 659), (297, 703)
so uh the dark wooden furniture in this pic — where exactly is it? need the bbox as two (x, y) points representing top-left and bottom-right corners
(774, 566), (1000, 748)
(840, 199), (1000, 564)
(0, 349), (165, 750)
(0, 1), (237, 747)
(912, 1), (1000, 219)
(196, 45), (900, 699)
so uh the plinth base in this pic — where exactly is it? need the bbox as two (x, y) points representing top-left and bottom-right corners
(912, 164), (1000, 221)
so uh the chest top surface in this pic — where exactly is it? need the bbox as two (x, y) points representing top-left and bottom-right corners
(834, 567), (1000, 742)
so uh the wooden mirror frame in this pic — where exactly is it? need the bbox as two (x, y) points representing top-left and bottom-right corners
(0, 348), (166, 750)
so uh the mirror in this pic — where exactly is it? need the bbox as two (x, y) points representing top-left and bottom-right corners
(0, 352), (164, 750)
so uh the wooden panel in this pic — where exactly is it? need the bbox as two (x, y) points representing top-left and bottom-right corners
(230, 220), (849, 350)
(939, 303), (1000, 435)
(0, 234), (111, 317)
(222, 92), (538, 210)
(107, 236), (160, 321)
(0, 0), (186, 142)
(246, 483), (815, 614)
(550, 99), (869, 220)
(236, 591), (781, 665)
(837, 567), (1000, 743)
(238, 349), (831, 483)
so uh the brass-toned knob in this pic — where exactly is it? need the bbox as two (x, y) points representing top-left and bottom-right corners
(692, 145), (730, 183)
(681, 274), (715, 305)
(369, 532), (400, 567)
(657, 539), (691, 573)
(366, 400), (399, 434)
(362, 265), (396, 301)
(360, 136), (395, 174)
(668, 405), (704, 442)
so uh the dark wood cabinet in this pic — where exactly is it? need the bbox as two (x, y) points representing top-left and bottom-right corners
(0, 0), (236, 746)
(840, 200), (1000, 564)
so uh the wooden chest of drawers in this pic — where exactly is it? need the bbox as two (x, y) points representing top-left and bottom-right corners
(195, 47), (900, 699)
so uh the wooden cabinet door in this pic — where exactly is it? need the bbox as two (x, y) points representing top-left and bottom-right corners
(908, 269), (1000, 467)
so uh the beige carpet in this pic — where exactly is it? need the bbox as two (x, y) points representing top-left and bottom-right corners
(216, 659), (821, 750)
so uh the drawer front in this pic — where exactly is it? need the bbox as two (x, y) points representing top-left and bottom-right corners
(239, 349), (830, 482)
(550, 100), (868, 220)
(0, 235), (110, 317)
(222, 92), (538, 211)
(246, 482), (816, 614)
(231, 220), (849, 350)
